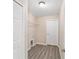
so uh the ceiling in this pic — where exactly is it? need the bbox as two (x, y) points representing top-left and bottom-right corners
(29, 0), (63, 16)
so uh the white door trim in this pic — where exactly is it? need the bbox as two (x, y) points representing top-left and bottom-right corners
(46, 20), (58, 46)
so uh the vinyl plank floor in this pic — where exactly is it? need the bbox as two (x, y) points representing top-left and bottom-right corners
(28, 45), (61, 59)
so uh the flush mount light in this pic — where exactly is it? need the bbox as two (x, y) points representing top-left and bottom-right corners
(39, 1), (47, 8)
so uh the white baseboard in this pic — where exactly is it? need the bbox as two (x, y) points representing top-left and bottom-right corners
(28, 43), (36, 51)
(36, 42), (59, 46)
(32, 43), (36, 47)
(36, 42), (47, 45)
(28, 47), (31, 51)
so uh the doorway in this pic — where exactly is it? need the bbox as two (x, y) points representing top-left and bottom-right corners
(13, 1), (25, 59)
(46, 20), (58, 45)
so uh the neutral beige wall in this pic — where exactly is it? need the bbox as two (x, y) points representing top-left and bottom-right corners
(35, 17), (46, 45)
(59, 1), (65, 59)
(28, 12), (37, 50)
(35, 16), (58, 45)
(59, 0), (65, 50)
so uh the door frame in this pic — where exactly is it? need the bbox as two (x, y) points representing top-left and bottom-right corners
(46, 19), (59, 46)
(13, 0), (27, 59)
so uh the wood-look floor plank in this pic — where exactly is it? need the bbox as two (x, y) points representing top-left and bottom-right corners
(28, 45), (43, 59)
(28, 45), (42, 58)
(31, 46), (45, 59)
(49, 46), (53, 59)
(44, 46), (50, 59)
(38, 46), (47, 59)
(55, 46), (61, 59)
(29, 45), (42, 56)
(28, 45), (61, 59)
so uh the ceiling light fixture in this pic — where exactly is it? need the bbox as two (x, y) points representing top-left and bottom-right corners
(39, 1), (47, 8)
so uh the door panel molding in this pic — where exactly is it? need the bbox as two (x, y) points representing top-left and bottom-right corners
(46, 20), (58, 45)
(13, 0), (23, 7)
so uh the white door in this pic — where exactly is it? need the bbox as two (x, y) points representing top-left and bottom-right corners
(46, 20), (58, 45)
(13, 1), (25, 59)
